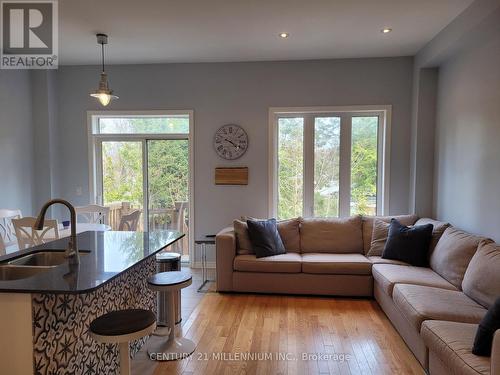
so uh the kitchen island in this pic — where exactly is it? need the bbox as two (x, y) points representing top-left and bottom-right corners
(0, 230), (183, 375)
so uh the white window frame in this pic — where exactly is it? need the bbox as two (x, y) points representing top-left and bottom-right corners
(268, 105), (391, 218)
(87, 110), (195, 265)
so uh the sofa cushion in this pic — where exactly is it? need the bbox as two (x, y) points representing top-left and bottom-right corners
(373, 264), (456, 296)
(362, 214), (418, 254)
(368, 256), (409, 266)
(422, 320), (491, 375)
(463, 241), (500, 309)
(393, 284), (487, 332)
(414, 218), (450, 252)
(233, 217), (301, 254)
(300, 216), (363, 254)
(233, 253), (302, 273)
(301, 253), (372, 275)
(430, 227), (490, 290)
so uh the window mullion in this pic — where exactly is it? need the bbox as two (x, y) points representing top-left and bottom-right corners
(142, 139), (149, 232)
(303, 115), (314, 217)
(339, 114), (352, 217)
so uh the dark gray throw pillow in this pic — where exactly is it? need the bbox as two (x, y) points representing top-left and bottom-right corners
(382, 219), (433, 267)
(246, 218), (286, 258)
(473, 297), (500, 356)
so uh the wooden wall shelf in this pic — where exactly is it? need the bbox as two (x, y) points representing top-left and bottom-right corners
(215, 167), (248, 185)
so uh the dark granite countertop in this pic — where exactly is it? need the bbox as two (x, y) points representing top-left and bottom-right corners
(0, 230), (184, 294)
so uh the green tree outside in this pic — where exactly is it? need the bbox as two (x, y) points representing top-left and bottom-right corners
(277, 116), (378, 219)
(101, 118), (189, 228)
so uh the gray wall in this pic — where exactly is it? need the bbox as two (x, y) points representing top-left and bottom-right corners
(0, 71), (34, 215)
(31, 71), (60, 215)
(409, 0), (500, 217)
(52, 58), (414, 239)
(434, 18), (500, 242)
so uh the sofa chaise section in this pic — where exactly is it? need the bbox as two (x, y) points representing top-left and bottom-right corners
(422, 320), (500, 375)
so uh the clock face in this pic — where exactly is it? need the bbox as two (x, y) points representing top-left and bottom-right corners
(214, 124), (248, 160)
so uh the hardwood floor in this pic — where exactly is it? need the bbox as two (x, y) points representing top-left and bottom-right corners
(152, 293), (424, 375)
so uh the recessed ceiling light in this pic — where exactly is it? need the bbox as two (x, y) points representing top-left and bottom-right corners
(279, 32), (289, 38)
(381, 28), (392, 34)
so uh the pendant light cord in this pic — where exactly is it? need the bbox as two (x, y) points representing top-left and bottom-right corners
(101, 42), (105, 73)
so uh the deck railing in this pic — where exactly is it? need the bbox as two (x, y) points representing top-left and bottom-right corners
(105, 201), (189, 256)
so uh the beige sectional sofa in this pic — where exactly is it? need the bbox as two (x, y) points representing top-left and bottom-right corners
(216, 215), (500, 374)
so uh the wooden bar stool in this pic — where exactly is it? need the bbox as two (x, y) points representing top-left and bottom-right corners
(89, 309), (156, 375)
(147, 270), (196, 361)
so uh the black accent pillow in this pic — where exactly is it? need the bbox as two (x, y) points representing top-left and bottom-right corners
(473, 297), (500, 356)
(246, 218), (286, 258)
(382, 219), (433, 267)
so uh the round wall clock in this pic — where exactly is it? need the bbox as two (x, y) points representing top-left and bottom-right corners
(214, 124), (248, 160)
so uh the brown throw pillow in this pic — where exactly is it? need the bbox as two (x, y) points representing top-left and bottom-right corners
(367, 219), (390, 256)
(414, 218), (450, 253)
(233, 219), (254, 255)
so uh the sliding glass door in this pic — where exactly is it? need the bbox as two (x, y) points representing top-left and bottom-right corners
(147, 139), (190, 259)
(101, 141), (144, 228)
(91, 113), (192, 261)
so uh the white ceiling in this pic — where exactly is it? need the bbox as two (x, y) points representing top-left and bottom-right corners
(59, 0), (474, 65)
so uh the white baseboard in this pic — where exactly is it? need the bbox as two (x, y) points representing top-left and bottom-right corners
(190, 261), (216, 269)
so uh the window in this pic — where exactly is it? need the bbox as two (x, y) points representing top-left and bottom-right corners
(270, 106), (390, 219)
(97, 115), (189, 134)
(88, 111), (193, 263)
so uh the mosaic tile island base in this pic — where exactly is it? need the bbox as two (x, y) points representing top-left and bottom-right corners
(0, 230), (183, 375)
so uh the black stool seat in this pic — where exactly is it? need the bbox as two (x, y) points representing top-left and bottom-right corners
(148, 269), (192, 287)
(90, 309), (156, 336)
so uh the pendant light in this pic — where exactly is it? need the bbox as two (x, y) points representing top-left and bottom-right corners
(90, 33), (118, 106)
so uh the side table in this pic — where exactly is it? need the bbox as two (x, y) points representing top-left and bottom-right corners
(195, 236), (216, 292)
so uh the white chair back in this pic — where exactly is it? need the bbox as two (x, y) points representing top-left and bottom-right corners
(0, 237), (5, 255)
(0, 209), (22, 249)
(76, 205), (110, 225)
(12, 217), (60, 249)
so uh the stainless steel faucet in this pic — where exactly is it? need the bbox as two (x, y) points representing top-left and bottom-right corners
(35, 199), (79, 265)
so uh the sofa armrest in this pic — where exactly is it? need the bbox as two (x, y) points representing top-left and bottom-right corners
(492, 329), (500, 375)
(216, 227), (236, 292)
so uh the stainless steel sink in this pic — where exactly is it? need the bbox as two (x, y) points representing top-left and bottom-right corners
(0, 265), (49, 281)
(7, 250), (90, 267)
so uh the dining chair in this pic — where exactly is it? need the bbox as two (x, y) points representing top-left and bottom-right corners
(118, 210), (141, 231)
(12, 217), (60, 249)
(76, 204), (110, 225)
(0, 209), (22, 251)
